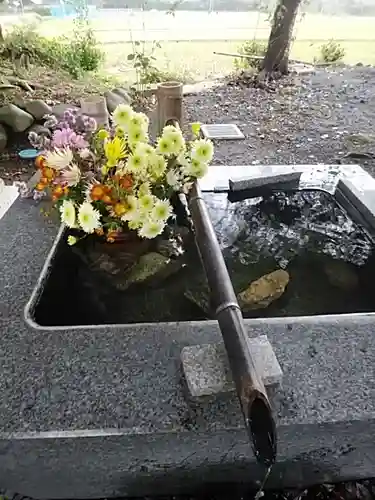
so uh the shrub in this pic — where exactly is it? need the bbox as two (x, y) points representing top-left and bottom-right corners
(234, 39), (267, 71)
(319, 40), (346, 64)
(1, 22), (104, 78)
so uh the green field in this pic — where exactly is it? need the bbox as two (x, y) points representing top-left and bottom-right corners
(4, 11), (375, 81)
(102, 39), (375, 81)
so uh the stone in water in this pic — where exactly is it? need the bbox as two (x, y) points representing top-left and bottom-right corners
(237, 269), (290, 311)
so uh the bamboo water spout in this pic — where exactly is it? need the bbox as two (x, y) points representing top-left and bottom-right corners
(187, 183), (277, 467)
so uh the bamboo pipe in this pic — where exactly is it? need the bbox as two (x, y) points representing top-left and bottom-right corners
(187, 183), (277, 467)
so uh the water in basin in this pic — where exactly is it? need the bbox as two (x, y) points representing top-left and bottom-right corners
(30, 189), (375, 327)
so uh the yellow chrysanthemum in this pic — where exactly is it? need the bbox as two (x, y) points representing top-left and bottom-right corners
(104, 136), (127, 168)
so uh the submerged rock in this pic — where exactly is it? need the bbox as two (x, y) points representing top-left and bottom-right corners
(237, 269), (290, 311)
(323, 259), (359, 291)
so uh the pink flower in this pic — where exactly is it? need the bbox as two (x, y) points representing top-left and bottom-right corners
(52, 127), (88, 150)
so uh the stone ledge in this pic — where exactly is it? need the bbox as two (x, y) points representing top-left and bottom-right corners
(181, 335), (282, 398)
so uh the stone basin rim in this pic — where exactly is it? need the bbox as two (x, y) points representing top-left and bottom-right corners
(24, 196), (375, 331)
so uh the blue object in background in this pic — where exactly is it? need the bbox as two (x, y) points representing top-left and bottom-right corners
(18, 149), (40, 160)
(50, 4), (97, 18)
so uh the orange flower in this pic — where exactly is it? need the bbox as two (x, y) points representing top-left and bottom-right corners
(52, 185), (64, 200)
(106, 230), (119, 243)
(120, 174), (133, 190)
(113, 202), (127, 217)
(36, 182), (46, 191)
(90, 184), (107, 201)
(42, 167), (55, 182)
(35, 155), (47, 169)
(102, 194), (113, 205)
(95, 228), (104, 236)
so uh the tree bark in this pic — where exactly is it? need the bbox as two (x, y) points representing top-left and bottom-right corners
(261, 0), (301, 75)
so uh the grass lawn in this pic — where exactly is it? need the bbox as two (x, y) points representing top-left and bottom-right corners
(103, 39), (375, 82)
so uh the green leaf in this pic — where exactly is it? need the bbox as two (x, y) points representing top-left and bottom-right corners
(127, 53), (135, 60)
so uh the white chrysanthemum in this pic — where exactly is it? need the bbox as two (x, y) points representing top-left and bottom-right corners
(184, 158), (209, 179)
(133, 142), (154, 157)
(157, 135), (174, 156)
(60, 199), (76, 228)
(191, 138), (214, 164)
(128, 125), (148, 146)
(126, 153), (148, 173)
(161, 126), (185, 154)
(79, 148), (92, 160)
(138, 219), (165, 239)
(151, 199), (173, 221)
(166, 169), (181, 189)
(121, 195), (138, 222)
(60, 163), (81, 187)
(176, 151), (189, 168)
(130, 112), (149, 132)
(77, 202), (101, 233)
(149, 153), (166, 178)
(138, 182), (151, 197)
(112, 104), (133, 127)
(138, 193), (155, 212)
(46, 148), (73, 170)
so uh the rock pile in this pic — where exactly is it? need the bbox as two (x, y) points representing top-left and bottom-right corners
(0, 87), (131, 152)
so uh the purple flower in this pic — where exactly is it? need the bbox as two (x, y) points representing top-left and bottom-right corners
(52, 127), (89, 150)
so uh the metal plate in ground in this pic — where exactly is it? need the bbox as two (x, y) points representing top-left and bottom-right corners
(201, 123), (245, 140)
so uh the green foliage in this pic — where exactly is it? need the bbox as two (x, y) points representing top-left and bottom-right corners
(234, 39), (267, 71)
(1, 22), (104, 78)
(127, 40), (164, 84)
(319, 40), (346, 63)
(127, 40), (190, 84)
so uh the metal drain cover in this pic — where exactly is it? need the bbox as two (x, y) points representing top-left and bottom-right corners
(201, 123), (245, 140)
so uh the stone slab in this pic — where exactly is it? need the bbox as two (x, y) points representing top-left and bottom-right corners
(228, 171), (302, 191)
(0, 164), (375, 498)
(0, 184), (18, 220)
(181, 335), (282, 398)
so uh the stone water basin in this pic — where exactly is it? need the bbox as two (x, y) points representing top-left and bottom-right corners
(25, 186), (375, 328)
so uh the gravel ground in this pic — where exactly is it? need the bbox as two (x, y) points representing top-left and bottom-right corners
(184, 66), (375, 174)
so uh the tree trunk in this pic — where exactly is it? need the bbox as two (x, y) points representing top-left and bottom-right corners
(261, 0), (301, 75)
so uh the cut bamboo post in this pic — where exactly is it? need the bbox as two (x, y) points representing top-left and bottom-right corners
(156, 81), (183, 134)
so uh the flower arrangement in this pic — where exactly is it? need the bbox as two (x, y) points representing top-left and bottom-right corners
(27, 104), (213, 245)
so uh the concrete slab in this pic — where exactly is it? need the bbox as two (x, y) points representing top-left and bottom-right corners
(0, 164), (375, 498)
